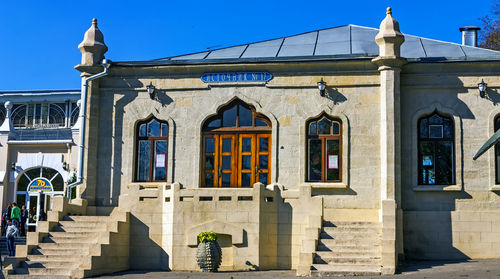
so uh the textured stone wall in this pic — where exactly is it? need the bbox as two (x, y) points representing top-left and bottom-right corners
(401, 63), (500, 259)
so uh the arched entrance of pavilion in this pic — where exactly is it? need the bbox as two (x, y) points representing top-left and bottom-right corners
(15, 167), (64, 231)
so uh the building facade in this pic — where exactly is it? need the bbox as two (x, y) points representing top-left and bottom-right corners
(5, 7), (500, 278)
(0, 90), (81, 231)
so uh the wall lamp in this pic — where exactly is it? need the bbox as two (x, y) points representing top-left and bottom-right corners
(10, 163), (16, 171)
(317, 78), (327, 97)
(146, 82), (156, 99)
(62, 162), (68, 171)
(478, 79), (487, 98)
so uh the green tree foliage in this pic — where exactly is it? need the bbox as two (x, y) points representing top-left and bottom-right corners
(479, 2), (500, 50)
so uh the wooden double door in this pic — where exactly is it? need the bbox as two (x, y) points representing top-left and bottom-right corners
(203, 133), (271, 187)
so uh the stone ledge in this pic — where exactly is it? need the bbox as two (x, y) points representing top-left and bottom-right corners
(491, 185), (500, 191)
(303, 182), (348, 189)
(412, 185), (461, 192)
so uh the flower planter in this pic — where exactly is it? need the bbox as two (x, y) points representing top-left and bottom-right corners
(196, 240), (222, 272)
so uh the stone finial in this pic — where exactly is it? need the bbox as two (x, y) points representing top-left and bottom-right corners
(375, 7), (405, 57)
(78, 18), (108, 66)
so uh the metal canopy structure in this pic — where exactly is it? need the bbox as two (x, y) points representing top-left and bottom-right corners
(114, 25), (500, 66)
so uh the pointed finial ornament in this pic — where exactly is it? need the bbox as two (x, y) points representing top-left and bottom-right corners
(375, 7), (405, 58)
(78, 18), (108, 66)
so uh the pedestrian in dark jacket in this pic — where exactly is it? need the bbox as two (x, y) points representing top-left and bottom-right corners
(6, 219), (19, 256)
(20, 205), (28, 236)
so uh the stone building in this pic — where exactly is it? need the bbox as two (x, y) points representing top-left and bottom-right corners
(4, 7), (500, 278)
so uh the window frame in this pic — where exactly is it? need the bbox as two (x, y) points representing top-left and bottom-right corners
(134, 117), (169, 182)
(306, 114), (342, 183)
(417, 111), (455, 186)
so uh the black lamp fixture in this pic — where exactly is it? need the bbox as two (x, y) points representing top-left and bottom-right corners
(146, 82), (156, 99)
(478, 79), (488, 98)
(317, 78), (327, 97)
(62, 162), (68, 171)
(10, 162), (16, 171)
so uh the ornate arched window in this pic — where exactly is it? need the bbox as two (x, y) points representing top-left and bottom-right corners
(306, 114), (342, 182)
(135, 117), (168, 182)
(202, 100), (271, 187)
(70, 102), (80, 127)
(494, 115), (500, 184)
(11, 103), (67, 128)
(418, 111), (455, 185)
(0, 104), (5, 127)
(17, 167), (64, 192)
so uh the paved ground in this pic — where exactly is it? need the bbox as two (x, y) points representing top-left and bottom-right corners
(93, 259), (500, 278)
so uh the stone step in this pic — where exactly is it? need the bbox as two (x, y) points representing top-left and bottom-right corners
(62, 216), (108, 222)
(27, 267), (73, 276)
(58, 220), (107, 228)
(314, 250), (380, 258)
(52, 226), (107, 233)
(321, 226), (381, 234)
(32, 247), (88, 255)
(37, 242), (96, 249)
(311, 263), (381, 276)
(27, 254), (85, 262)
(313, 254), (381, 265)
(48, 231), (105, 238)
(322, 221), (381, 229)
(43, 236), (99, 244)
(25, 260), (79, 269)
(9, 276), (70, 279)
(319, 231), (380, 240)
(318, 238), (380, 247)
(317, 243), (380, 252)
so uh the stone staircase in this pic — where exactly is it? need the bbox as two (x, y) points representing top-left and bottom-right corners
(310, 221), (382, 276)
(5, 213), (129, 279)
(0, 237), (26, 258)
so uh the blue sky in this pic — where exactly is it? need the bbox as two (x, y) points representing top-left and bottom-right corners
(0, 0), (496, 90)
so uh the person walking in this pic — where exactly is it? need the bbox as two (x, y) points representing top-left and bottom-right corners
(5, 219), (18, 257)
(20, 205), (28, 236)
(10, 203), (21, 237)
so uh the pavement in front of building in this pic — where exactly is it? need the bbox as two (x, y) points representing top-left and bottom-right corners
(93, 259), (500, 278)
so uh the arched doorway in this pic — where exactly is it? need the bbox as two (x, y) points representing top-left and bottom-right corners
(202, 100), (271, 187)
(16, 167), (64, 231)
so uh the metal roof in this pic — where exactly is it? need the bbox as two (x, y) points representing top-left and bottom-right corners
(114, 25), (500, 66)
(0, 89), (80, 102)
(8, 128), (74, 142)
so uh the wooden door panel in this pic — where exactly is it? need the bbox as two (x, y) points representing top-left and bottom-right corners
(219, 134), (236, 187)
(202, 135), (218, 187)
(238, 134), (256, 187)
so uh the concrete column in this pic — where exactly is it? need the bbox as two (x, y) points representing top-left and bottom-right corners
(372, 7), (406, 275)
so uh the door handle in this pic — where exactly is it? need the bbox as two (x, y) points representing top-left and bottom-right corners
(218, 167), (222, 176)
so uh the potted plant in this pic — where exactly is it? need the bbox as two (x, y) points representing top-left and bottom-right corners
(196, 231), (222, 272)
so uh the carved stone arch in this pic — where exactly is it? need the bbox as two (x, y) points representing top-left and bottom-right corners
(410, 103), (462, 190)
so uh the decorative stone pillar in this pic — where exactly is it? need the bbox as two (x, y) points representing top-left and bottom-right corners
(78, 18), (108, 66)
(0, 101), (15, 132)
(372, 7), (406, 275)
(75, 18), (108, 209)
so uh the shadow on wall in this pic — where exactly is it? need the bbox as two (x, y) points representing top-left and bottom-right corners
(403, 191), (472, 265)
(129, 214), (169, 270)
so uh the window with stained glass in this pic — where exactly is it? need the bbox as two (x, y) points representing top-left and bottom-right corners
(135, 118), (168, 182)
(306, 115), (342, 182)
(418, 112), (455, 185)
